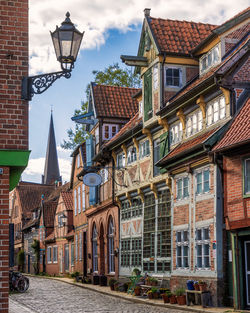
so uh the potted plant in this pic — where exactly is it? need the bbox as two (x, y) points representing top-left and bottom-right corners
(198, 281), (207, 292)
(108, 278), (117, 291)
(193, 281), (199, 291)
(176, 288), (186, 305)
(123, 282), (129, 292)
(147, 290), (153, 299)
(150, 287), (158, 299)
(150, 277), (158, 286)
(114, 281), (120, 291)
(169, 293), (177, 304)
(162, 290), (171, 303)
(132, 268), (141, 276)
(186, 280), (194, 290)
(134, 285), (141, 296)
(146, 276), (151, 286)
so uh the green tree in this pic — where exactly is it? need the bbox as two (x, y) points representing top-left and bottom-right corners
(61, 63), (140, 150)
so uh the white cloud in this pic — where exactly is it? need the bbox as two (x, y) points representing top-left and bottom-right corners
(29, 0), (248, 74)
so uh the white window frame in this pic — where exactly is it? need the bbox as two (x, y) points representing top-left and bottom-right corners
(78, 186), (81, 213)
(244, 158), (250, 195)
(74, 189), (77, 216)
(75, 234), (78, 261)
(127, 147), (137, 165)
(139, 139), (150, 159)
(153, 64), (158, 90)
(95, 127), (99, 145)
(186, 110), (203, 137)
(206, 95), (226, 126)
(117, 152), (125, 168)
(165, 66), (182, 88)
(79, 232), (82, 261)
(53, 246), (58, 263)
(200, 43), (221, 75)
(71, 242), (74, 266)
(102, 124), (119, 141)
(195, 227), (210, 269)
(108, 218), (115, 273)
(100, 168), (108, 184)
(195, 168), (210, 195)
(82, 184), (86, 211)
(92, 225), (98, 272)
(176, 230), (189, 269)
(47, 246), (52, 264)
(176, 176), (189, 200)
(170, 121), (183, 145)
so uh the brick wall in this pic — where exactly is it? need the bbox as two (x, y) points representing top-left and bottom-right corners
(0, 1), (29, 311)
(233, 56), (250, 82)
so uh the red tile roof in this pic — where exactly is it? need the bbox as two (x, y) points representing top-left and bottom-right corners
(44, 231), (55, 243)
(61, 191), (73, 211)
(149, 17), (216, 55)
(92, 84), (140, 118)
(160, 127), (220, 163)
(213, 98), (250, 151)
(105, 112), (142, 147)
(43, 201), (58, 228)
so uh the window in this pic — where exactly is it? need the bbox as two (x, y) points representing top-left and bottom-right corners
(176, 230), (189, 268)
(176, 177), (189, 200)
(71, 242), (74, 266)
(121, 198), (142, 221)
(139, 140), (150, 159)
(165, 67), (182, 87)
(102, 124), (118, 140)
(196, 169), (210, 194)
(108, 218), (115, 273)
(58, 214), (63, 227)
(92, 225), (98, 272)
(53, 246), (58, 263)
(170, 122), (183, 145)
(144, 68), (152, 121)
(121, 238), (142, 268)
(95, 127), (99, 145)
(200, 44), (220, 74)
(100, 168), (108, 184)
(186, 110), (203, 137)
(82, 184), (85, 211)
(78, 186), (81, 213)
(75, 234), (78, 261)
(79, 232), (82, 261)
(139, 100), (143, 116)
(206, 96), (226, 126)
(77, 154), (80, 168)
(153, 65), (158, 90)
(47, 246), (52, 263)
(117, 153), (125, 168)
(127, 147), (137, 164)
(153, 139), (160, 176)
(74, 189), (77, 216)
(244, 158), (250, 195)
(196, 227), (210, 268)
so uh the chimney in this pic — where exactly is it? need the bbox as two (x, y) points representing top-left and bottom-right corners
(144, 8), (151, 17)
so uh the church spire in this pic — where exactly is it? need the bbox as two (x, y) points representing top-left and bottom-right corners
(42, 112), (61, 185)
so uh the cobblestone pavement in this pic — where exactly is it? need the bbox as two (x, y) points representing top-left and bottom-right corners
(9, 276), (184, 313)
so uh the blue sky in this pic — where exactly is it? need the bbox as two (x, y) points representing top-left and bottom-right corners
(22, 1), (248, 183)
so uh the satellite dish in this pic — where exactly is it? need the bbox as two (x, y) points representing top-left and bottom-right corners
(83, 172), (102, 187)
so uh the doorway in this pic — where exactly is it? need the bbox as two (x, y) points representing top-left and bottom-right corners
(99, 224), (105, 275)
(244, 241), (250, 306)
(83, 232), (87, 277)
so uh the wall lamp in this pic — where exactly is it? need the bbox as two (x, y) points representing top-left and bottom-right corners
(21, 12), (84, 101)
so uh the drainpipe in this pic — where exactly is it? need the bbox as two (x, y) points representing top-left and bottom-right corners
(161, 53), (167, 108)
(235, 231), (241, 309)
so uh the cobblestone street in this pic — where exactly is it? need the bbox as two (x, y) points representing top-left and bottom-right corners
(9, 277), (184, 313)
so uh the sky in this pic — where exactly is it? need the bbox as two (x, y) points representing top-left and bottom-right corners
(22, 0), (249, 184)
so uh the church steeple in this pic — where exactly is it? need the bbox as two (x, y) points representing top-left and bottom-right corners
(42, 112), (61, 185)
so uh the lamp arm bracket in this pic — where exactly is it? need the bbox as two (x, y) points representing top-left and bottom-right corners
(21, 70), (71, 101)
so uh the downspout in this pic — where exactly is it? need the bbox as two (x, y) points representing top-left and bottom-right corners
(236, 231), (241, 309)
(161, 52), (167, 108)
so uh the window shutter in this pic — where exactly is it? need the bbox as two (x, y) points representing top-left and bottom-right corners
(86, 135), (94, 167)
(144, 69), (152, 121)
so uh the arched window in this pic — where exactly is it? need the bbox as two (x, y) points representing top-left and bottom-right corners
(92, 224), (98, 272)
(108, 217), (115, 273)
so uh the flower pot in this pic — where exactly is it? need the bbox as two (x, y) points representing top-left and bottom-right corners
(153, 292), (158, 299)
(99, 275), (107, 286)
(194, 284), (199, 291)
(148, 293), (153, 299)
(134, 287), (141, 296)
(187, 281), (194, 290)
(177, 295), (186, 305)
(199, 283), (207, 292)
(162, 294), (170, 303)
(110, 285), (115, 291)
(170, 295), (177, 304)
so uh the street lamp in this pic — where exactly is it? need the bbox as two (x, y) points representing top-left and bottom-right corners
(21, 12), (84, 101)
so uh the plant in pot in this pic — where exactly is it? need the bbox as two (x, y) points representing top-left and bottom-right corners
(147, 290), (153, 299)
(108, 278), (117, 291)
(151, 287), (158, 299)
(198, 280), (207, 292)
(114, 281), (120, 291)
(186, 280), (194, 290)
(169, 292), (177, 304)
(150, 277), (158, 286)
(176, 288), (186, 305)
(123, 282), (129, 292)
(134, 285), (141, 296)
(193, 281), (199, 291)
(162, 290), (172, 303)
(146, 276), (151, 286)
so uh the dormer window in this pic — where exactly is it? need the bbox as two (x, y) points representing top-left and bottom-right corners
(186, 110), (203, 137)
(206, 95), (226, 126)
(170, 121), (183, 145)
(165, 67), (182, 88)
(200, 44), (220, 75)
(103, 124), (118, 140)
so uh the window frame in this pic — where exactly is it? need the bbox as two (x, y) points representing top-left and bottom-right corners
(92, 225), (98, 272)
(176, 230), (189, 269)
(186, 109), (203, 137)
(47, 246), (52, 264)
(102, 124), (119, 141)
(153, 64), (158, 90)
(200, 43), (221, 75)
(78, 186), (81, 213)
(165, 66), (182, 88)
(176, 176), (189, 200)
(139, 139), (150, 159)
(127, 147), (137, 165)
(74, 189), (77, 216)
(117, 152), (125, 168)
(82, 184), (86, 211)
(206, 95), (226, 126)
(195, 168), (210, 195)
(108, 218), (115, 273)
(170, 121), (183, 146)
(195, 227), (210, 269)
(244, 158), (250, 196)
(100, 168), (109, 184)
(53, 246), (58, 263)
(75, 234), (78, 261)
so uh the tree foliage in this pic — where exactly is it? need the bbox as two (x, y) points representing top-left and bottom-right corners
(61, 63), (140, 150)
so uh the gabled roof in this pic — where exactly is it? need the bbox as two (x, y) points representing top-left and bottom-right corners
(43, 201), (58, 228)
(147, 16), (216, 56)
(91, 83), (140, 119)
(213, 98), (250, 152)
(61, 191), (73, 211)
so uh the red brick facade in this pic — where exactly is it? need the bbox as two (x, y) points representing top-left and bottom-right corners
(0, 1), (29, 311)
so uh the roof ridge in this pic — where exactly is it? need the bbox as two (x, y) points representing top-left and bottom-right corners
(93, 83), (140, 90)
(150, 16), (217, 26)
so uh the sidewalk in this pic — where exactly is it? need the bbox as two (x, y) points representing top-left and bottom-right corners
(29, 275), (237, 313)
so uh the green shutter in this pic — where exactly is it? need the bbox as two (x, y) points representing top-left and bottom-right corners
(159, 132), (168, 174)
(144, 69), (152, 121)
